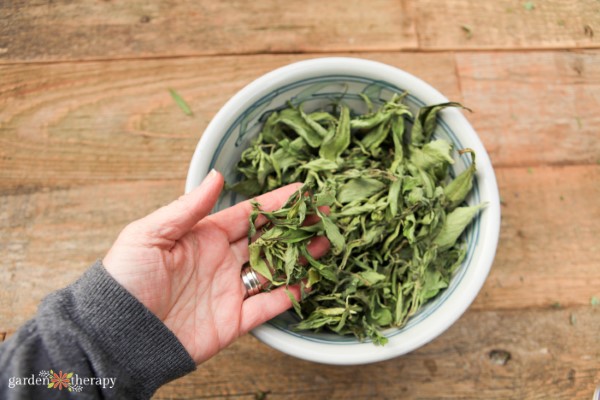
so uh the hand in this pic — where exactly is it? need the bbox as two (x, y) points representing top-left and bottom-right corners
(103, 170), (329, 364)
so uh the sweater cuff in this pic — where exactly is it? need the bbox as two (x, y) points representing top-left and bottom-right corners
(69, 260), (196, 396)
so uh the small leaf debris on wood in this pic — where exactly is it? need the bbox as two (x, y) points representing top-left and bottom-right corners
(489, 349), (511, 365)
(234, 94), (482, 345)
(523, 2), (535, 11)
(255, 390), (271, 400)
(461, 25), (473, 39)
(169, 88), (194, 116)
(591, 296), (600, 307)
(584, 24), (594, 38)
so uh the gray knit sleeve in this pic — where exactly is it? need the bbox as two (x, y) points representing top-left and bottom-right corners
(0, 260), (196, 399)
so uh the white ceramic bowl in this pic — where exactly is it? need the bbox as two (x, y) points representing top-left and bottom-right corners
(185, 57), (500, 365)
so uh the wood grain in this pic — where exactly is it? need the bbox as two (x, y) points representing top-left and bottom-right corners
(411, 0), (600, 50)
(456, 50), (600, 167)
(2, 2), (600, 397)
(1, 51), (598, 195)
(0, 0), (417, 63)
(473, 165), (600, 311)
(154, 308), (600, 399)
(2, 0), (599, 64)
(1, 166), (598, 333)
(0, 52), (460, 191)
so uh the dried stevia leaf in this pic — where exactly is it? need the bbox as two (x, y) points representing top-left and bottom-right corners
(317, 209), (345, 255)
(433, 204), (485, 251)
(409, 139), (454, 170)
(411, 102), (468, 146)
(168, 88), (194, 116)
(276, 107), (324, 148)
(444, 148), (476, 210)
(337, 178), (386, 204)
(319, 105), (351, 161)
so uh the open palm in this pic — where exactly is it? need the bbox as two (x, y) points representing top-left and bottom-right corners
(103, 171), (327, 364)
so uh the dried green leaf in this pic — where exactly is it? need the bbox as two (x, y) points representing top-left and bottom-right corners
(361, 119), (391, 151)
(444, 148), (476, 209)
(300, 158), (339, 172)
(433, 204), (485, 251)
(337, 178), (386, 204)
(523, 1), (535, 11)
(461, 24), (473, 39)
(411, 102), (467, 146)
(286, 288), (303, 318)
(284, 245), (298, 285)
(317, 209), (345, 255)
(276, 108), (323, 148)
(249, 244), (273, 282)
(168, 88), (194, 116)
(314, 189), (336, 207)
(410, 139), (454, 170)
(319, 106), (351, 161)
(388, 178), (402, 217)
(307, 268), (321, 288)
(357, 270), (386, 286)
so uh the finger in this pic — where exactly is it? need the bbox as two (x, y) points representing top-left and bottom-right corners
(205, 183), (302, 243)
(300, 205), (330, 226)
(297, 235), (330, 265)
(239, 284), (302, 334)
(135, 169), (224, 241)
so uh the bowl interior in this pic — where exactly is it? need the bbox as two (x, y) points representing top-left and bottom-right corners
(205, 75), (481, 345)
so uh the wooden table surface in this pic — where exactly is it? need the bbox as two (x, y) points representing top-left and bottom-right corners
(1, 1), (599, 399)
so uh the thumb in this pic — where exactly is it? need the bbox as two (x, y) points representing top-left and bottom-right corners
(138, 169), (224, 241)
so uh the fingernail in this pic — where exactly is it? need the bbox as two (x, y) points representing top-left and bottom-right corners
(204, 169), (218, 182)
(199, 169), (219, 188)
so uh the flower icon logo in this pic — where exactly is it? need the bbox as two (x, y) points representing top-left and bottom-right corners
(48, 370), (73, 390)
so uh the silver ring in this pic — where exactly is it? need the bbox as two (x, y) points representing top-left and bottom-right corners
(241, 266), (262, 299)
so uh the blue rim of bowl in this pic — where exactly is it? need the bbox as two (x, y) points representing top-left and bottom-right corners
(207, 74), (481, 345)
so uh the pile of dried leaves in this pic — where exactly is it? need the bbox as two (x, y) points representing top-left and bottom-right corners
(232, 94), (482, 344)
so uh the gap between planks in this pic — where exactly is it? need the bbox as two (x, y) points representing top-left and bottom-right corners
(1, 46), (600, 67)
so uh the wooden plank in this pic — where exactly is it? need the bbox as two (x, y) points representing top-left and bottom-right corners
(154, 308), (600, 399)
(456, 50), (600, 167)
(1, 51), (599, 191)
(472, 165), (600, 311)
(0, 0), (417, 62)
(1, 165), (597, 333)
(3, 1), (599, 63)
(410, 0), (600, 50)
(0, 52), (460, 191)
